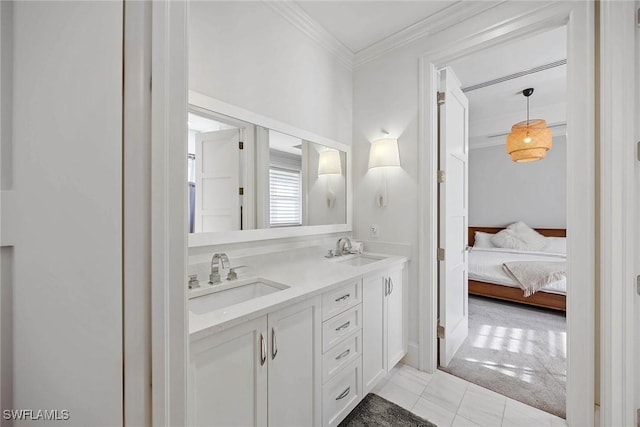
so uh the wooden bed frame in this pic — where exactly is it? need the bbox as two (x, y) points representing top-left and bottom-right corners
(468, 226), (567, 311)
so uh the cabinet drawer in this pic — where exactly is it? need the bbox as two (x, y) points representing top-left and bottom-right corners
(322, 330), (361, 383)
(322, 358), (362, 427)
(322, 280), (362, 321)
(322, 304), (362, 352)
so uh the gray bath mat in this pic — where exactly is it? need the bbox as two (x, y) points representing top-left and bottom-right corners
(339, 393), (437, 427)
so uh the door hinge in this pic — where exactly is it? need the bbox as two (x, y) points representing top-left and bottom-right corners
(437, 170), (445, 183)
(636, 275), (640, 295)
(437, 91), (445, 105)
(239, 187), (244, 196)
(637, 7), (640, 25)
(637, 141), (640, 161)
(239, 141), (244, 150)
(437, 248), (445, 261)
(437, 324), (445, 339)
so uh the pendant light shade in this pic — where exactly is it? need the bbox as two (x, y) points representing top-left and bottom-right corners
(506, 119), (552, 162)
(506, 88), (552, 162)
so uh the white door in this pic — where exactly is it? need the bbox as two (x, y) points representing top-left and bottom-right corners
(188, 316), (268, 427)
(268, 297), (322, 427)
(362, 273), (386, 393)
(195, 129), (241, 232)
(386, 267), (405, 369)
(438, 67), (469, 367)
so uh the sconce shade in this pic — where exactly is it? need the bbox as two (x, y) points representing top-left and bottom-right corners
(368, 138), (400, 169)
(506, 119), (552, 163)
(318, 150), (342, 175)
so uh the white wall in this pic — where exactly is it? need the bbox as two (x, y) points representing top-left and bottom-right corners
(352, 1), (562, 362)
(0, 2), (122, 425)
(189, 1), (352, 145)
(469, 137), (567, 228)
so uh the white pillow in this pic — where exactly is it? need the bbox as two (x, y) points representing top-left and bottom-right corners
(490, 222), (548, 251)
(491, 228), (530, 250)
(473, 231), (496, 248)
(543, 237), (567, 254)
(507, 221), (548, 251)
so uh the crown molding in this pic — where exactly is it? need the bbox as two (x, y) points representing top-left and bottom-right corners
(354, 1), (506, 68)
(264, 1), (354, 70)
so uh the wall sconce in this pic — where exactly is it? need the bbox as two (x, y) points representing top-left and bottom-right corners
(318, 149), (342, 208)
(368, 138), (401, 207)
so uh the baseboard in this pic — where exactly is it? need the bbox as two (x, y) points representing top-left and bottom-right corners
(401, 342), (420, 369)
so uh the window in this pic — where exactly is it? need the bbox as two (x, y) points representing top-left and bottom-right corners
(269, 167), (301, 227)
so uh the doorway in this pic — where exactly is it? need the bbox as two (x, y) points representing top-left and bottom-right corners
(417, 3), (595, 426)
(434, 27), (569, 418)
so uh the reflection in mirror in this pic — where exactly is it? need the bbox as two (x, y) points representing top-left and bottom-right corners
(187, 110), (255, 233)
(187, 108), (347, 234)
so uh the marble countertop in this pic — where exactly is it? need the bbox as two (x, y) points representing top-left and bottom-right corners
(188, 248), (408, 341)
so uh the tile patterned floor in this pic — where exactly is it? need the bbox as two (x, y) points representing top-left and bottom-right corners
(372, 363), (567, 427)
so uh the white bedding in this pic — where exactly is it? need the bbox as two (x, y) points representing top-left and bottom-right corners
(468, 247), (566, 295)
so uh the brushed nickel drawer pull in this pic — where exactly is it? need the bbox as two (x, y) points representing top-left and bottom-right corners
(271, 328), (278, 360)
(259, 333), (266, 366)
(335, 349), (350, 360)
(335, 293), (350, 302)
(336, 387), (351, 400)
(335, 321), (351, 332)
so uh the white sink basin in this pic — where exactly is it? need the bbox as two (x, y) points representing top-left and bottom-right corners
(189, 278), (289, 314)
(334, 254), (386, 267)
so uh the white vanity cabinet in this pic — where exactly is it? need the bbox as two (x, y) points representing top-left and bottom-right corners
(188, 297), (322, 427)
(320, 279), (364, 427)
(362, 264), (406, 394)
(267, 298), (322, 427)
(188, 317), (268, 427)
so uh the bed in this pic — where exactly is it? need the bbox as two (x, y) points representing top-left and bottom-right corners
(467, 226), (567, 311)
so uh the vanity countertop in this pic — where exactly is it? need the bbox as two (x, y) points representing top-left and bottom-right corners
(188, 249), (408, 341)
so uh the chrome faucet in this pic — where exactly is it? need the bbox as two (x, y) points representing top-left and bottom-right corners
(335, 237), (352, 256)
(209, 253), (230, 285)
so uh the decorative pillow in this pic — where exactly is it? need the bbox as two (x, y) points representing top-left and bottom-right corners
(543, 237), (567, 254)
(491, 228), (530, 250)
(473, 231), (497, 248)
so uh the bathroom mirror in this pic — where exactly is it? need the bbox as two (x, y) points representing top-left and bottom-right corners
(187, 93), (351, 246)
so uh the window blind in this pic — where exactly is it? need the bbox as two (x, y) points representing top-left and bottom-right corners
(269, 167), (301, 226)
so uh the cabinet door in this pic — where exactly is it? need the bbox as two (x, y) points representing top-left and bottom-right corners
(188, 316), (268, 427)
(268, 297), (322, 427)
(362, 273), (386, 394)
(386, 267), (406, 369)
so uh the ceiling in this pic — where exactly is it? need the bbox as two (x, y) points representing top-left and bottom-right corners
(295, 1), (453, 53)
(289, 2), (566, 148)
(447, 26), (567, 147)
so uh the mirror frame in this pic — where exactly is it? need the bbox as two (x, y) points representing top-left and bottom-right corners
(188, 90), (352, 247)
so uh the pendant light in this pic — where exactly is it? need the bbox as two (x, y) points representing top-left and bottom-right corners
(506, 88), (552, 162)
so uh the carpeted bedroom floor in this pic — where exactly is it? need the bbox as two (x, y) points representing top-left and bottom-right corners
(440, 295), (567, 418)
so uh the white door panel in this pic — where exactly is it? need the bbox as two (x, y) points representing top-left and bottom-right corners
(195, 129), (240, 232)
(268, 298), (321, 427)
(438, 67), (469, 367)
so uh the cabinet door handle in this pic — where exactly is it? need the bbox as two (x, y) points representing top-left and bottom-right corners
(259, 333), (266, 366)
(335, 321), (351, 332)
(384, 277), (389, 296)
(335, 349), (350, 361)
(389, 277), (394, 295)
(335, 293), (350, 302)
(336, 387), (351, 400)
(271, 328), (278, 360)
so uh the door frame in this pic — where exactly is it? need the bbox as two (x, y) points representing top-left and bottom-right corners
(417, 2), (596, 426)
(150, 1), (188, 426)
(597, 2), (638, 426)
